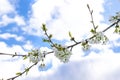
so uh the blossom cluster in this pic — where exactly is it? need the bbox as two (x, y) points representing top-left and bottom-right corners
(53, 47), (72, 63)
(81, 40), (91, 51)
(109, 12), (120, 23)
(28, 49), (45, 63)
(114, 24), (120, 34)
(88, 32), (108, 44)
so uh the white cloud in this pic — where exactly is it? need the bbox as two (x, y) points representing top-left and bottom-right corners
(12, 0), (120, 80)
(18, 50), (120, 80)
(22, 41), (34, 50)
(0, 15), (13, 26)
(23, 0), (105, 40)
(14, 47), (61, 80)
(22, 0), (65, 36)
(0, 33), (24, 41)
(11, 42), (119, 80)
(0, 14), (25, 26)
(0, 0), (15, 16)
(1, 0), (120, 80)
(14, 15), (26, 26)
(0, 41), (27, 79)
(0, 0), (25, 27)
(0, 42), (26, 55)
(0, 60), (23, 79)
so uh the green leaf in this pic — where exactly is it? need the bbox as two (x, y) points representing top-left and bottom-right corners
(23, 55), (28, 60)
(42, 38), (50, 42)
(28, 52), (32, 56)
(57, 45), (63, 51)
(114, 25), (120, 34)
(115, 25), (119, 28)
(16, 72), (22, 76)
(25, 68), (29, 75)
(42, 24), (47, 31)
(114, 28), (118, 33)
(68, 31), (72, 38)
(49, 34), (52, 39)
(81, 42), (86, 46)
(90, 29), (96, 34)
(69, 31), (75, 41)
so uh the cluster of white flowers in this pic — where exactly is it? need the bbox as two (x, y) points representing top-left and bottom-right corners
(28, 49), (45, 63)
(88, 32), (108, 44)
(81, 40), (91, 51)
(109, 12), (120, 23)
(53, 47), (72, 63)
(114, 24), (120, 34)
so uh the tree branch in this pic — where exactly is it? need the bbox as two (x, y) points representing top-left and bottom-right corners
(7, 62), (38, 80)
(0, 52), (26, 57)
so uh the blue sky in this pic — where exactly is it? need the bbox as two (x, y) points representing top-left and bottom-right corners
(0, 0), (120, 80)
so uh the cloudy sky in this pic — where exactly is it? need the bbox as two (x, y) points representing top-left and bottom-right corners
(0, 0), (120, 80)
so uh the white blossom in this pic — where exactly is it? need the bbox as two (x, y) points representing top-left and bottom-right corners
(53, 47), (72, 63)
(81, 40), (91, 51)
(109, 12), (120, 23)
(28, 49), (45, 63)
(88, 32), (108, 44)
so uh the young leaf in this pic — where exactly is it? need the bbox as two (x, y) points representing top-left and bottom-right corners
(90, 29), (96, 34)
(68, 31), (72, 38)
(69, 31), (75, 41)
(42, 38), (50, 42)
(23, 55), (28, 60)
(25, 68), (29, 75)
(115, 25), (119, 28)
(16, 72), (22, 76)
(42, 24), (47, 31)
(49, 34), (52, 39)
(114, 28), (118, 33)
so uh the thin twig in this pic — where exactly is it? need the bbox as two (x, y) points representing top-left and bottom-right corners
(45, 51), (54, 55)
(44, 29), (57, 48)
(7, 62), (38, 80)
(102, 19), (120, 32)
(87, 4), (97, 31)
(0, 52), (26, 57)
(67, 19), (120, 48)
